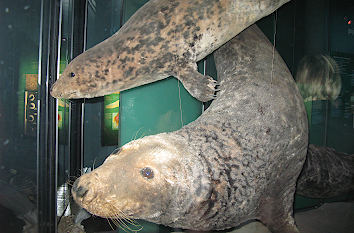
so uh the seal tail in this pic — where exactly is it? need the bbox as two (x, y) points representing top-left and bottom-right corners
(296, 144), (354, 199)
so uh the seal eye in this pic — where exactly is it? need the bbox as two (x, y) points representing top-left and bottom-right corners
(70, 72), (75, 78)
(141, 167), (154, 179)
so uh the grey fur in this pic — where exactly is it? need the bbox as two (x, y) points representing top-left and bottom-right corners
(297, 144), (354, 198)
(72, 25), (307, 233)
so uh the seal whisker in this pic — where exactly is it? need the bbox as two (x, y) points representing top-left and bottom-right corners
(110, 213), (139, 232)
(117, 214), (136, 226)
(131, 127), (145, 141)
(92, 157), (98, 170)
(67, 175), (79, 180)
(110, 218), (127, 232)
(114, 207), (141, 228)
(66, 180), (74, 187)
(113, 217), (141, 232)
(111, 217), (134, 232)
(110, 206), (143, 232)
(121, 217), (143, 231)
(79, 167), (91, 175)
(105, 217), (116, 231)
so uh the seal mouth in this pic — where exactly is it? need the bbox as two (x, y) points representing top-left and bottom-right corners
(51, 86), (82, 100)
(72, 179), (143, 219)
(81, 200), (142, 221)
(51, 80), (83, 99)
(50, 85), (60, 98)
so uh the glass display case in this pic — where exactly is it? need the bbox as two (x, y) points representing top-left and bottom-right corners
(0, 0), (353, 232)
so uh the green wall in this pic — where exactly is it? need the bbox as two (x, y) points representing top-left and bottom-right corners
(118, 0), (203, 146)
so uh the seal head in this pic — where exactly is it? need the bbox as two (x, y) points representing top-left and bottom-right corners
(72, 134), (212, 225)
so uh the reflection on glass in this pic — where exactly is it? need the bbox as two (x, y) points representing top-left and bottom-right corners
(295, 54), (342, 129)
(296, 54), (342, 102)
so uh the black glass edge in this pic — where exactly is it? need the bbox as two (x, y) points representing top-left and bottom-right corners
(68, 0), (88, 215)
(37, 0), (62, 232)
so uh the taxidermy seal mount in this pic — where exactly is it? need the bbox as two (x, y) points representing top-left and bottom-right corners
(50, 0), (290, 102)
(71, 25), (308, 233)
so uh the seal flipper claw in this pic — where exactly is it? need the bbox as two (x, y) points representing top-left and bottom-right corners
(175, 65), (216, 102)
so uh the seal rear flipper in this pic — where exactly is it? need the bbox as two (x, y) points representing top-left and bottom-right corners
(258, 190), (299, 233)
(296, 144), (354, 199)
(174, 64), (217, 102)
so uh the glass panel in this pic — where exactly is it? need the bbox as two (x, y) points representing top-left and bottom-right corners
(257, 0), (354, 210)
(59, 0), (353, 232)
(83, 0), (124, 170)
(0, 0), (41, 232)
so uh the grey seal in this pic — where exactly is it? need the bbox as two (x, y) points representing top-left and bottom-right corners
(50, 0), (290, 102)
(71, 25), (308, 233)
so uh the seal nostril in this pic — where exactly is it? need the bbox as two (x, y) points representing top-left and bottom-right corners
(72, 180), (89, 198)
(76, 186), (89, 198)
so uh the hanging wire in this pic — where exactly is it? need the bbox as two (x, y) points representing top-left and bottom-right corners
(178, 80), (183, 127)
(174, 11), (184, 128)
(271, 10), (278, 85)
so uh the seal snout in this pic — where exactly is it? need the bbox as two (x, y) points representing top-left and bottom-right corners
(72, 179), (89, 199)
(71, 179), (89, 199)
(50, 83), (60, 98)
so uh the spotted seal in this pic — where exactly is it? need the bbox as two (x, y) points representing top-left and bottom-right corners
(50, 0), (290, 102)
(71, 25), (308, 233)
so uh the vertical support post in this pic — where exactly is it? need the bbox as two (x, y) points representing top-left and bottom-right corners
(37, 0), (61, 232)
(68, 0), (87, 214)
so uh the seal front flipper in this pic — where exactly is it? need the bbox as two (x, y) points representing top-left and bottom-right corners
(174, 63), (216, 102)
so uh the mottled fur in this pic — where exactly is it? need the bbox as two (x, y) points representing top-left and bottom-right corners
(72, 25), (307, 233)
(51, 0), (290, 102)
(297, 144), (354, 199)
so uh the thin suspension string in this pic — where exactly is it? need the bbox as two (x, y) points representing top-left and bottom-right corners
(175, 10), (183, 128)
(178, 80), (183, 127)
(271, 10), (278, 85)
(291, 2), (296, 74)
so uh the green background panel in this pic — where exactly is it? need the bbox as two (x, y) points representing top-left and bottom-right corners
(119, 77), (202, 145)
(118, 0), (203, 146)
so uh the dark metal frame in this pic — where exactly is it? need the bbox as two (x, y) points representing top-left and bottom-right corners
(37, 0), (62, 232)
(37, 0), (87, 232)
(68, 0), (87, 191)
